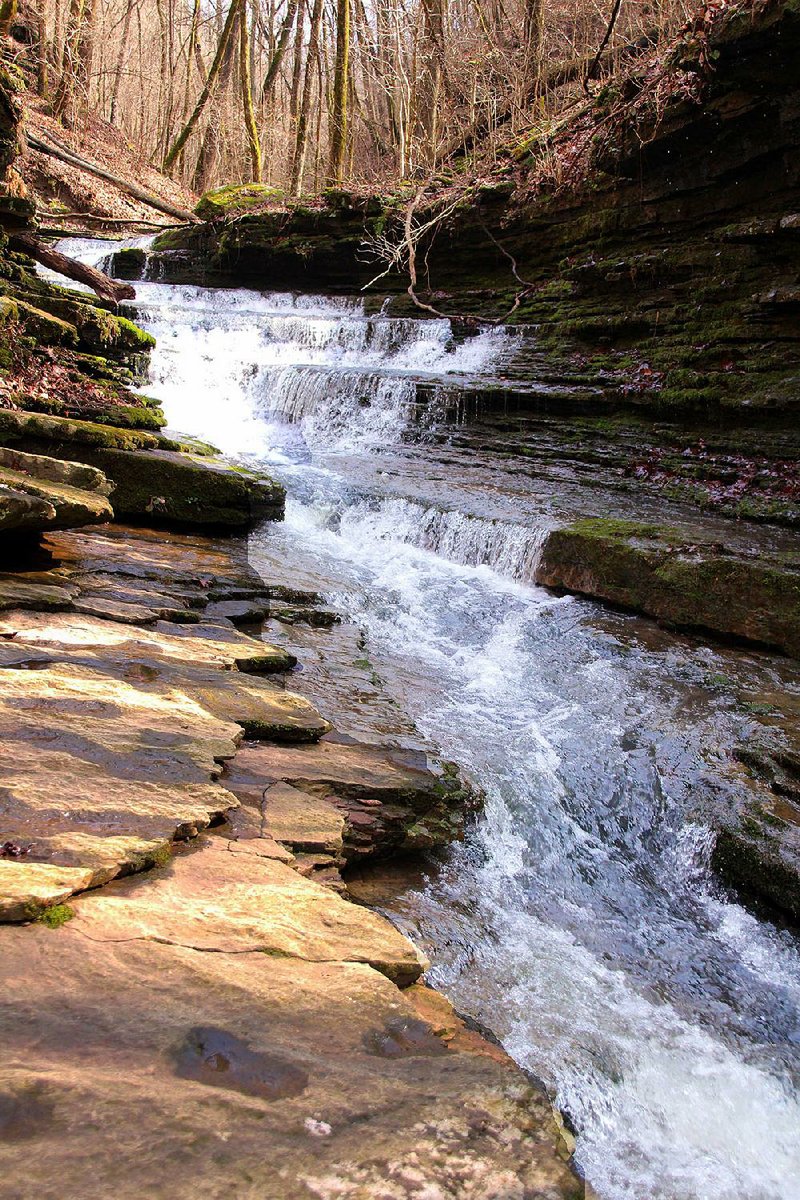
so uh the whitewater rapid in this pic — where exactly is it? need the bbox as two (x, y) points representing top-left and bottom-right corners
(56, 240), (800, 1200)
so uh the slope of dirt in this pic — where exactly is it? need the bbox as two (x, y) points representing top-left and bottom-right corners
(19, 94), (198, 232)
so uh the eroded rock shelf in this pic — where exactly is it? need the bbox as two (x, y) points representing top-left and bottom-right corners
(0, 521), (581, 1200)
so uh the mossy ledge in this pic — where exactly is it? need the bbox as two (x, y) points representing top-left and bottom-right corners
(534, 518), (800, 657)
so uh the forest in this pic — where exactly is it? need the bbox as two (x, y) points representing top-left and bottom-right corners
(5, 0), (699, 193)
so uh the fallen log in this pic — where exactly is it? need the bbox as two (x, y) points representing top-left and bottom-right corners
(8, 232), (136, 305)
(27, 132), (199, 224)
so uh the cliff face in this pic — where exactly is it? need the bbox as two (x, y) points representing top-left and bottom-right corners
(149, 0), (800, 424)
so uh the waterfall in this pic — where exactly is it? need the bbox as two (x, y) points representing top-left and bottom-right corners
(335, 496), (552, 583)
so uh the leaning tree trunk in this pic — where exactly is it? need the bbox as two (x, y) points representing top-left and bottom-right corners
(191, 0), (238, 193)
(9, 233), (136, 304)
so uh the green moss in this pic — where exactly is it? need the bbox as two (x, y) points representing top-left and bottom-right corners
(567, 517), (680, 543)
(35, 903), (74, 928)
(196, 183), (285, 221)
(127, 844), (172, 872)
(0, 407), (161, 450)
(90, 404), (165, 431)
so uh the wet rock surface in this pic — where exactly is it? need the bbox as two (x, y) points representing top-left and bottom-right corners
(0, 521), (580, 1197)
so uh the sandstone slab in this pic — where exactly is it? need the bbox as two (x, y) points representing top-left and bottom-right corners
(225, 739), (473, 862)
(0, 662), (241, 918)
(0, 921), (580, 1199)
(72, 836), (426, 985)
(0, 609), (294, 672)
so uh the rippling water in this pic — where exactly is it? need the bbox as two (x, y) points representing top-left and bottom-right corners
(55, 239), (800, 1199)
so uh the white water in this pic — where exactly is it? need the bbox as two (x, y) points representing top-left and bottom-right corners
(57, 240), (800, 1199)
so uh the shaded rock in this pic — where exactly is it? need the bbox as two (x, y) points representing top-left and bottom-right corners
(0, 449), (110, 496)
(64, 448), (285, 529)
(205, 598), (268, 624)
(72, 596), (160, 625)
(0, 448), (113, 536)
(0, 483), (55, 533)
(270, 602), (341, 627)
(0, 574), (75, 612)
(13, 300), (77, 346)
(0, 464), (112, 531)
(0, 407), (161, 451)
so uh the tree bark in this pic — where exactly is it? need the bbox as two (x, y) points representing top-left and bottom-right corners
(9, 233), (136, 304)
(240, 0), (262, 180)
(289, 0), (322, 194)
(260, 0), (299, 102)
(109, 0), (135, 124)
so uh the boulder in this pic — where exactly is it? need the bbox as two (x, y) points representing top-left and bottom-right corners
(195, 182), (285, 220)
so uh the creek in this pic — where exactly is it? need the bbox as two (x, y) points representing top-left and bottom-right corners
(59, 239), (800, 1200)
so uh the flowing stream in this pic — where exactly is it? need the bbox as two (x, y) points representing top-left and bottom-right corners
(58, 240), (800, 1199)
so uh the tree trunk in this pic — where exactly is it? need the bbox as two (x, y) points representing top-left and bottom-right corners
(327, 0), (350, 185)
(52, 0), (84, 123)
(28, 131), (198, 221)
(260, 0), (299, 102)
(289, 0), (322, 194)
(9, 234), (136, 305)
(192, 0), (239, 193)
(109, 0), (134, 124)
(240, 0), (262, 180)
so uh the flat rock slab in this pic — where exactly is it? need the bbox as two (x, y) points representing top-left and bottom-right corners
(0, 662), (241, 918)
(0, 921), (579, 1199)
(224, 740), (471, 861)
(227, 739), (440, 804)
(72, 836), (425, 986)
(256, 781), (346, 853)
(0, 609), (293, 672)
(0, 574), (76, 612)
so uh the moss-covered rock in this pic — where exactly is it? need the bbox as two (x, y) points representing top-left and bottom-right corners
(535, 518), (800, 656)
(108, 247), (147, 280)
(14, 300), (78, 346)
(0, 408), (161, 451)
(56, 446), (285, 528)
(195, 183), (285, 221)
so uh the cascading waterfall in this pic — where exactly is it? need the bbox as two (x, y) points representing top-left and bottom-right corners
(330, 495), (552, 582)
(51, 238), (800, 1200)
